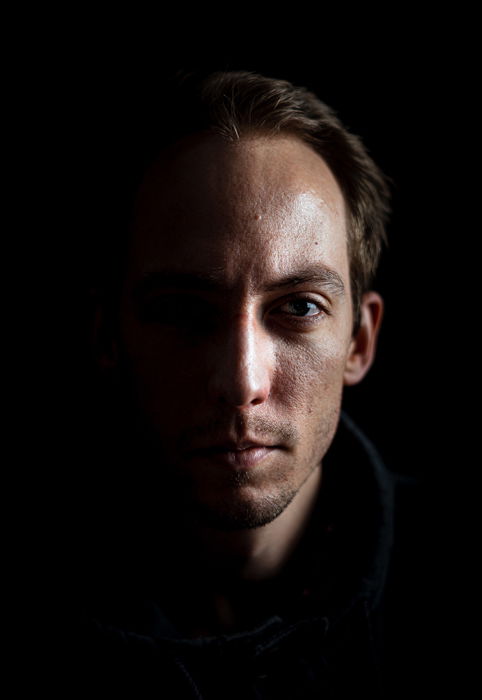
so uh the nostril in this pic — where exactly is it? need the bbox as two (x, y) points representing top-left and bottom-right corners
(233, 395), (266, 409)
(250, 393), (269, 406)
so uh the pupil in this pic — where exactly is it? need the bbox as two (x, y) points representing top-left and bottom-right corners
(293, 300), (311, 315)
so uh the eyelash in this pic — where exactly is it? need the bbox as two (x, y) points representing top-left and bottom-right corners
(270, 296), (328, 325)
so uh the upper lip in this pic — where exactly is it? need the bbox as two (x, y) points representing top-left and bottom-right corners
(189, 439), (275, 454)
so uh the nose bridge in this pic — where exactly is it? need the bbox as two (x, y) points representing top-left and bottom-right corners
(209, 307), (273, 408)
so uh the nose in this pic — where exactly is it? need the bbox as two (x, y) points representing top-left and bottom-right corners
(207, 311), (274, 409)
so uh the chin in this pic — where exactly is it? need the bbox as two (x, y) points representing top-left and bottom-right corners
(192, 486), (298, 531)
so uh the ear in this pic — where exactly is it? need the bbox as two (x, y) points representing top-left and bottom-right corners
(343, 291), (384, 386)
(90, 288), (119, 371)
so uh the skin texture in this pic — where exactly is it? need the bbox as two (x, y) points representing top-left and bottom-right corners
(95, 132), (383, 623)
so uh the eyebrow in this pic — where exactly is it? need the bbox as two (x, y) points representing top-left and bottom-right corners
(132, 264), (346, 301)
(262, 266), (346, 296)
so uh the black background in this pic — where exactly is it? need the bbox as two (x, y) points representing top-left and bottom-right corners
(23, 20), (472, 693)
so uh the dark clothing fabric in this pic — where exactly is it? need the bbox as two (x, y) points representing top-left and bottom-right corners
(71, 411), (421, 698)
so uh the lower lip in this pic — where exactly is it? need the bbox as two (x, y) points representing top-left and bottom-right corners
(191, 447), (276, 469)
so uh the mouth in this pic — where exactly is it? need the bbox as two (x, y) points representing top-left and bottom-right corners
(187, 441), (279, 469)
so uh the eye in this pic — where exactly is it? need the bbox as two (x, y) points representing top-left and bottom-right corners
(270, 297), (327, 324)
(278, 299), (319, 316)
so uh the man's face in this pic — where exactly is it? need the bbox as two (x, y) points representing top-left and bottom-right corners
(115, 133), (358, 531)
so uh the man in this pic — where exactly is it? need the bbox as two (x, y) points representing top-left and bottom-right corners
(74, 70), (417, 698)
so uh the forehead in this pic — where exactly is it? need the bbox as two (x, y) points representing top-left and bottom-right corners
(127, 133), (349, 289)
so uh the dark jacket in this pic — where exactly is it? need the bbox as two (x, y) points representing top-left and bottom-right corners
(72, 411), (421, 698)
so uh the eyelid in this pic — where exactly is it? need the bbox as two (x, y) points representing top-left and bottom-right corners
(270, 292), (330, 312)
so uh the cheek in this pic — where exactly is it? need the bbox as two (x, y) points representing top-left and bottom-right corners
(271, 340), (348, 472)
(272, 338), (348, 414)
